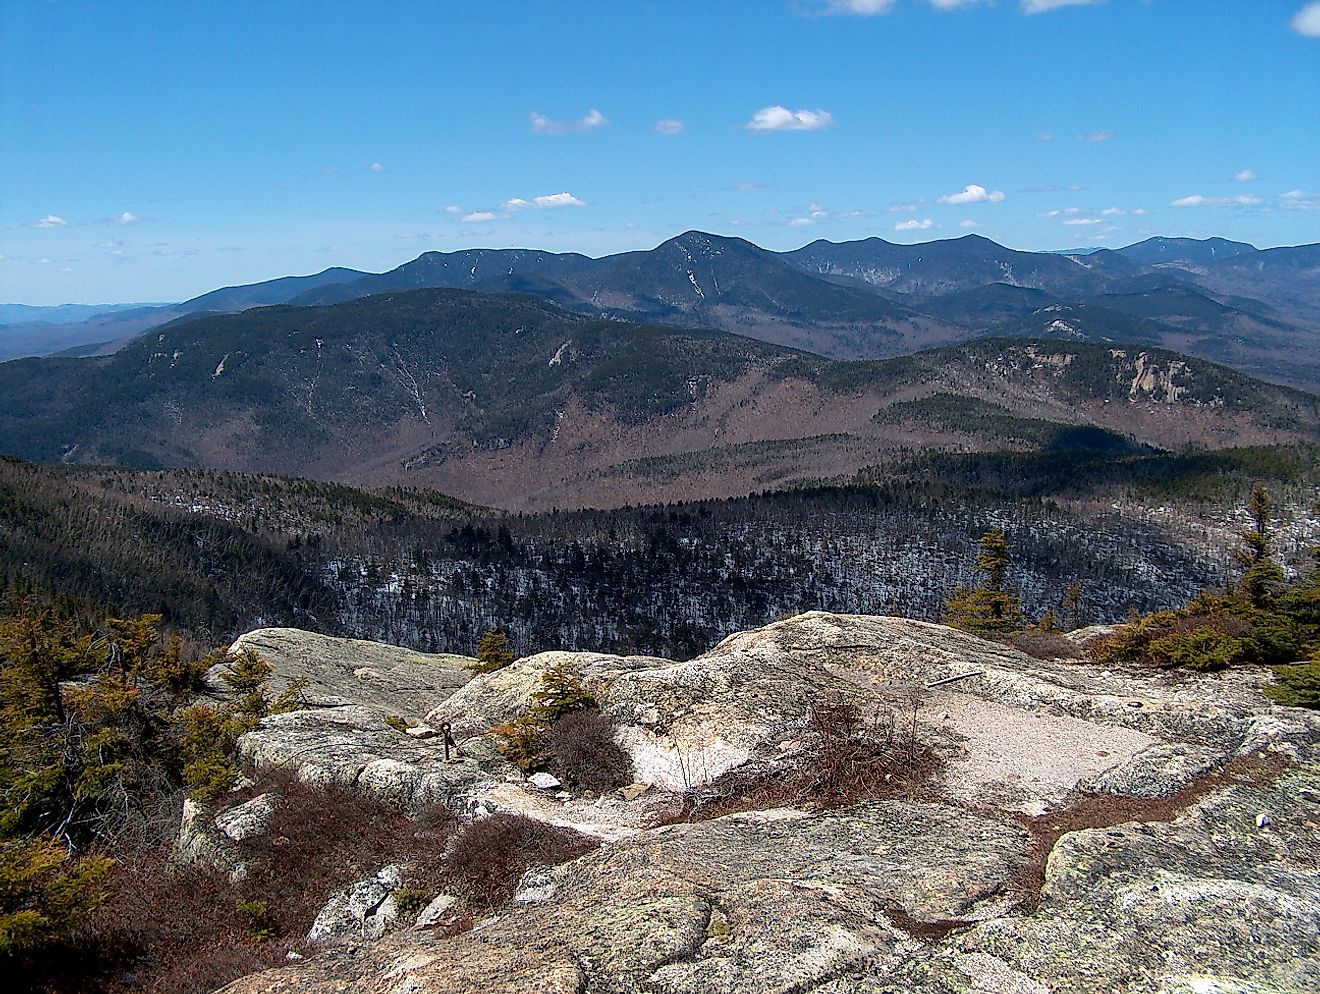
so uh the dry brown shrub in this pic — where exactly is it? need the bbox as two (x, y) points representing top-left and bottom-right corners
(234, 775), (456, 937)
(442, 814), (599, 912)
(545, 709), (634, 793)
(670, 696), (939, 822)
(22, 854), (275, 994)
(996, 632), (1082, 661)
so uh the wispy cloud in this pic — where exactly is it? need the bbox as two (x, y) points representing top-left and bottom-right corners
(1281, 189), (1320, 210)
(959, 219), (979, 228)
(1023, 0), (1103, 13)
(810, 0), (1097, 12)
(1170, 194), (1264, 207)
(32, 214), (67, 228)
(1064, 218), (1103, 226)
(1233, 168), (1258, 182)
(937, 184), (1005, 205)
(811, 0), (896, 14)
(743, 106), (834, 132)
(461, 211), (505, 223)
(114, 211), (140, 225)
(369, 162), (384, 172)
(652, 118), (684, 136)
(894, 218), (934, 231)
(1076, 131), (1114, 142)
(884, 201), (923, 213)
(529, 108), (609, 134)
(1033, 132), (1055, 143)
(1292, 2), (1320, 37)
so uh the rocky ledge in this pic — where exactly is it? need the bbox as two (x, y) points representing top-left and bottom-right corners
(188, 613), (1318, 994)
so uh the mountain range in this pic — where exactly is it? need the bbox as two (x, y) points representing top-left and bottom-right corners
(6, 231), (1318, 392)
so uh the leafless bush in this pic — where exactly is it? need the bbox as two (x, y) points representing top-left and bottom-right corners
(670, 695), (939, 822)
(996, 632), (1081, 661)
(443, 814), (599, 912)
(25, 854), (274, 994)
(546, 709), (634, 793)
(234, 775), (456, 937)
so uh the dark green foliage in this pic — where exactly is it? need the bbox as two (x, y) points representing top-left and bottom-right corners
(528, 661), (596, 724)
(1232, 485), (1286, 607)
(491, 663), (597, 772)
(1265, 661), (1320, 708)
(178, 649), (304, 804)
(0, 835), (112, 954)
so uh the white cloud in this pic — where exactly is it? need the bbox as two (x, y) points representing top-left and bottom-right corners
(529, 108), (609, 134)
(894, 218), (934, 231)
(937, 184), (1006, 205)
(1101, 207), (1125, 216)
(369, 162), (384, 172)
(929, 0), (989, 8)
(743, 106), (835, 132)
(115, 211), (140, 224)
(533, 192), (586, 208)
(1022, 0), (1103, 13)
(1064, 218), (1103, 226)
(443, 205), (463, 215)
(1076, 131), (1114, 142)
(959, 220), (979, 228)
(1170, 194), (1265, 207)
(461, 211), (505, 223)
(1292, 2), (1320, 37)
(652, 118), (684, 136)
(1132, 208), (1149, 215)
(499, 192), (587, 212)
(884, 201), (923, 213)
(32, 214), (67, 228)
(789, 217), (814, 226)
(1233, 168), (1258, 182)
(1033, 132), (1055, 142)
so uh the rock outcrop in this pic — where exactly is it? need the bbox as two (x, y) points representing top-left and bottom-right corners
(197, 612), (1319, 994)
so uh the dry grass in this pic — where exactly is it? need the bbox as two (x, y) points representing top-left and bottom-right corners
(1006, 753), (1290, 912)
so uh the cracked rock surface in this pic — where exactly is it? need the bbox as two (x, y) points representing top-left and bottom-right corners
(204, 612), (1319, 994)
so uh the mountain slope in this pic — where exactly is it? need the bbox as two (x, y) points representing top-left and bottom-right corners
(1115, 236), (1258, 266)
(181, 266), (370, 312)
(289, 249), (594, 306)
(0, 288), (1316, 511)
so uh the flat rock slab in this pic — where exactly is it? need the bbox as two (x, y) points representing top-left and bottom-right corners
(222, 627), (473, 718)
(238, 705), (492, 811)
(930, 689), (1159, 815)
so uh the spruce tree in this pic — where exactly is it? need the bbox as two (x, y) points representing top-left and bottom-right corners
(942, 528), (1025, 635)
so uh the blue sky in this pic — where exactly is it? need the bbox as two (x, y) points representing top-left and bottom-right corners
(2, 0), (1318, 305)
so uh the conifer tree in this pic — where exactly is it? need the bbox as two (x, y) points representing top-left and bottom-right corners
(1233, 485), (1286, 608)
(470, 628), (515, 673)
(942, 528), (1025, 635)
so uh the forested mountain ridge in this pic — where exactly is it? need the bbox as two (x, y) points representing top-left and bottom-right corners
(0, 289), (1316, 510)
(3, 447), (1316, 657)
